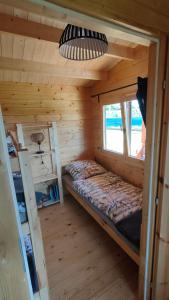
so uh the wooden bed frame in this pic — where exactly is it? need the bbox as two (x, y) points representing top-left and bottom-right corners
(64, 180), (140, 266)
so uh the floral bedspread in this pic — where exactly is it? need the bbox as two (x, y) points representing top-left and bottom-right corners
(73, 172), (143, 224)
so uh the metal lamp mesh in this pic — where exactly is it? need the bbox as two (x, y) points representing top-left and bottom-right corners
(59, 24), (108, 60)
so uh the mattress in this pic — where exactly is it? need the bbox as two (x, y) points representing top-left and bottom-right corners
(72, 172), (142, 224)
(63, 174), (142, 251)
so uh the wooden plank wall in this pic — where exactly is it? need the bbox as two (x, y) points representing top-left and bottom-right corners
(0, 82), (94, 166)
(91, 58), (148, 187)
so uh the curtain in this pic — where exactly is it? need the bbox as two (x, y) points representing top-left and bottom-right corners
(136, 77), (148, 126)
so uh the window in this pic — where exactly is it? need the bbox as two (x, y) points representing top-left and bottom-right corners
(125, 100), (146, 160)
(103, 99), (146, 160)
(103, 103), (124, 154)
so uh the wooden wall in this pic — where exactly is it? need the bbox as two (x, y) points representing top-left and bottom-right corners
(91, 58), (148, 187)
(0, 82), (94, 166)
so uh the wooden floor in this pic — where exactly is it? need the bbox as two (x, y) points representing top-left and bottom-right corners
(39, 196), (138, 300)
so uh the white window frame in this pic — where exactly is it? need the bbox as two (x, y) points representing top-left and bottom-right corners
(102, 98), (145, 167)
(103, 102), (125, 155)
(125, 99), (146, 161)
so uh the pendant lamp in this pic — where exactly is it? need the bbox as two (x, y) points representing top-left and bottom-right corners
(59, 24), (108, 60)
(31, 132), (45, 154)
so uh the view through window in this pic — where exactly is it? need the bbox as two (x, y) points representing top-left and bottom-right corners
(103, 100), (146, 160)
(125, 99), (146, 160)
(103, 103), (124, 154)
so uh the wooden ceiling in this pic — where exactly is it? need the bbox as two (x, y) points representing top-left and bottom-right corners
(0, 1), (149, 86)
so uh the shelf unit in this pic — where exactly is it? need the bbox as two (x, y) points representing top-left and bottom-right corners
(7, 150), (50, 300)
(1, 107), (49, 299)
(33, 173), (58, 185)
(0, 106), (50, 300)
(18, 150), (50, 300)
(16, 122), (63, 206)
(0, 107), (33, 300)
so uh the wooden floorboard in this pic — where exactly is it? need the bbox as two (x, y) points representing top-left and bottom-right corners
(39, 196), (138, 300)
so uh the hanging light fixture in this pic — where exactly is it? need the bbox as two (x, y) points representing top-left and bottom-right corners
(31, 132), (45, 154)
(59, 24), (108, 61)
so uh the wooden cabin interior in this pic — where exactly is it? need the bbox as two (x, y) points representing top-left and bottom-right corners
(0, 1), (169, 300)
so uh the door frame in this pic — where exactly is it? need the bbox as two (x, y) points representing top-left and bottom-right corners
(139, 37), (167, 299)
(151, 37), (169, 300)
(39, 2), (167, 299)
(1, 1), (168, 298)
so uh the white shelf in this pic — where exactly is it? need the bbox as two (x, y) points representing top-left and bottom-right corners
(31, 150), (53, 158)
(37, 199), (60, 209)
(23, 124), (51, 129)
(22, 222), (30, 235)
(43, 199), (60, 207)
(33, 173), (58, 184)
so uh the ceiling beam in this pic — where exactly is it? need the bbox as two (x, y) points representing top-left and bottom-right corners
(0, 12), (63, 43)
(107, 43), (134, 60)
(0, 13), (148, 61)
(0, 0), (150, 46)
(0, 57), (107, 81)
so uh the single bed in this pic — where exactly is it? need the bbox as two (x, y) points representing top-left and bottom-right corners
(63, 160), (142, 265)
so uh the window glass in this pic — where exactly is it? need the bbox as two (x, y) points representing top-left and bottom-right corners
(103, 103), (124, 154)
(125, 100), (146, 160)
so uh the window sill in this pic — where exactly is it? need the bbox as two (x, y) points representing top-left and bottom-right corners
(126, 155), (144, 168)
(100, 148), (144, 168)
(102, 148), (123, 157)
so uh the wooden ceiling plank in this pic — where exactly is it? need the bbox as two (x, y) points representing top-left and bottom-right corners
(0, 13), (148, 61)
(0, 32), (13, 57)
(0, 57), (107, 81)
(0, 3), (14, 15)
(0, 0), (150, 46)
(23, 38), (35, 61)
(12, 35), (25, 59)
(14, 7), (28, 19)
(0, 33), (2, 56)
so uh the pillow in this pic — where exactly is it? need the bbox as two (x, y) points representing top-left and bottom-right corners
(65, 160), (106, 180)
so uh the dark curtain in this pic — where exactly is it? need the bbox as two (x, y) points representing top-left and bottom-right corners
(27, 253), (39, 293)
(136, 77), (148, 126)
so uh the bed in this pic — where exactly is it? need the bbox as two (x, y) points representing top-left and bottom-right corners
(63, 160), (142, 265)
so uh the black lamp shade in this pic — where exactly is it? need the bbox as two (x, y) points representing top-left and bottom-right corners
(59, 24), (108, 61)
